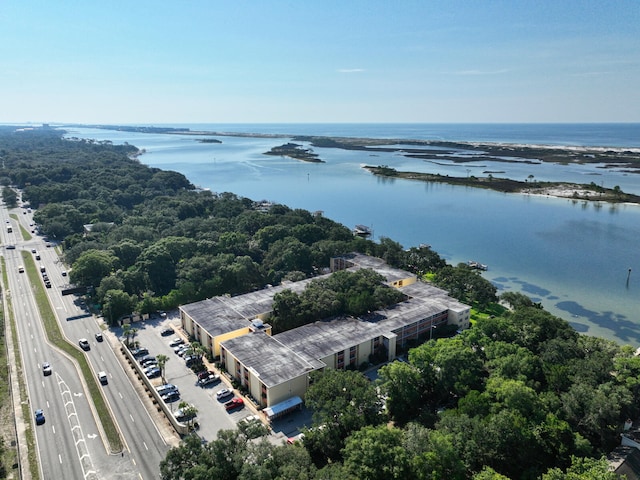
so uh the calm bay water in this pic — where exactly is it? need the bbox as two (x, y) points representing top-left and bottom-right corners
(64, 124), (640, 346)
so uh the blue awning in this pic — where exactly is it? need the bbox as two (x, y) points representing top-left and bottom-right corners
(264, 396), (303, 420)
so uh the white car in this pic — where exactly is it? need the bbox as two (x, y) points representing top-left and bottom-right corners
(239, 414), (261, 426)
(42, 362), (52, 376)
(216, 388), (233, 400)
(169, 338), (184, 347)
(98, 371), (108, 385)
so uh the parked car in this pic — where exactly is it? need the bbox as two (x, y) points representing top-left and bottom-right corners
(145, 367), (161, 379)
(239, 415), (261, 426)
(216, 388), (233, 400)
(141, 360), (160, 370)
(139, 355), (157, 366)
(98, 371), (108, 385)
(34, 409), (45, 425)
(78, 338), (90, 351)
(185, 355), (201, 367)
(224, 397), (244, 411)
(198, 374), (220, 387)
(156, 384), (178, 396)
(161, 390), (180, 403)
(175, 406), (197, 422)
(169, 337), (184, 347)
(197, 370), (214, 380)
(131, 347), (149, 358)
(174, 344), (189, 355)
(143, 363), (158, 373)
(160, 327), (174, 336)
(95, 332), (103, 342)
(42, 362), (52, 376)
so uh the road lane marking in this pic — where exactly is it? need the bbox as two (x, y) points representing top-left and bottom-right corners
(118, 392), (123, 399)
(129, 414), (135, 422)
(59, 454), (62, 464)
(143, 442), (148, 451)
(55, 373), (99, 480)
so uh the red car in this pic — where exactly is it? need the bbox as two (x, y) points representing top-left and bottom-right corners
(224, 397), (244, 411)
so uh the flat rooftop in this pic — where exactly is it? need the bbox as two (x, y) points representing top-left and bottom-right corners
(221, 331), (317, 388)
(275, 316), (394, 366)
(336, 252), (415, 285)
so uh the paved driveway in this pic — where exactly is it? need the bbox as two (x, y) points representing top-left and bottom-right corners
(118, 313), (274, 443)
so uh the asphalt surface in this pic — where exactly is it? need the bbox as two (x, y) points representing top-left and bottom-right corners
(3, 202), (173, 479)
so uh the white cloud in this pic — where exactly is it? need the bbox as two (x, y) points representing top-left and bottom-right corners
(338, 68), (364, 73)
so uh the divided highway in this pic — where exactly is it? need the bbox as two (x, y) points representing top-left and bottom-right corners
(2, 203), (171, 479)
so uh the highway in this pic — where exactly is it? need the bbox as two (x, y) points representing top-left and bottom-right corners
(3, 202), (171, 479)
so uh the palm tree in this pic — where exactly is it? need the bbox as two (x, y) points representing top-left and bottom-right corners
(122, 323), (132, 347)
(184, 341), (205, 370)
(157, 354), (169, 385)
(130, 327), (139, 348)
(176, 401), (198, 432)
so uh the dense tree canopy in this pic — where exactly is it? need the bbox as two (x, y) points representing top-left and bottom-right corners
(271, 268), (406, 333)
(4, 126), (634, 479)
(160, 302), (640, 479)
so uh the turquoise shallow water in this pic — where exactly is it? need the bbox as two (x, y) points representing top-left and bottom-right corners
(64, 124), (640, 346)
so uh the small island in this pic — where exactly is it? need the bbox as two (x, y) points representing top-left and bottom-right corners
(364, 165), (640, 204)
(263, 142), (324, 163)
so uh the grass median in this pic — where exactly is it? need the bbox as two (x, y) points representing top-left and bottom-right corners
(22, 251), (122, 453)
(1, 256), (38, 479)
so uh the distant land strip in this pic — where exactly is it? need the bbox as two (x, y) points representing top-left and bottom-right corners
(70, 125), (640, 202)
(364, 165), (640, 205)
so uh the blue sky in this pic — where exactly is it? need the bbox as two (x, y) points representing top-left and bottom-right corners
(1, 1), (638, 123)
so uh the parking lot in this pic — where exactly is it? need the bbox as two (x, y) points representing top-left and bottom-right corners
(117, 312), (294, 443)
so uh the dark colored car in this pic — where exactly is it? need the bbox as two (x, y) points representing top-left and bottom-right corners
(145, 367), (161, 379)
(197, 370), (214, 380)
(198, 374), (221, 387)
(131, 347), (149, 358)
(161, 390), (180, 403)
(161, 327), (174, 336)
(34, 409), (45, 425)
(185, 355), (201, 367)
